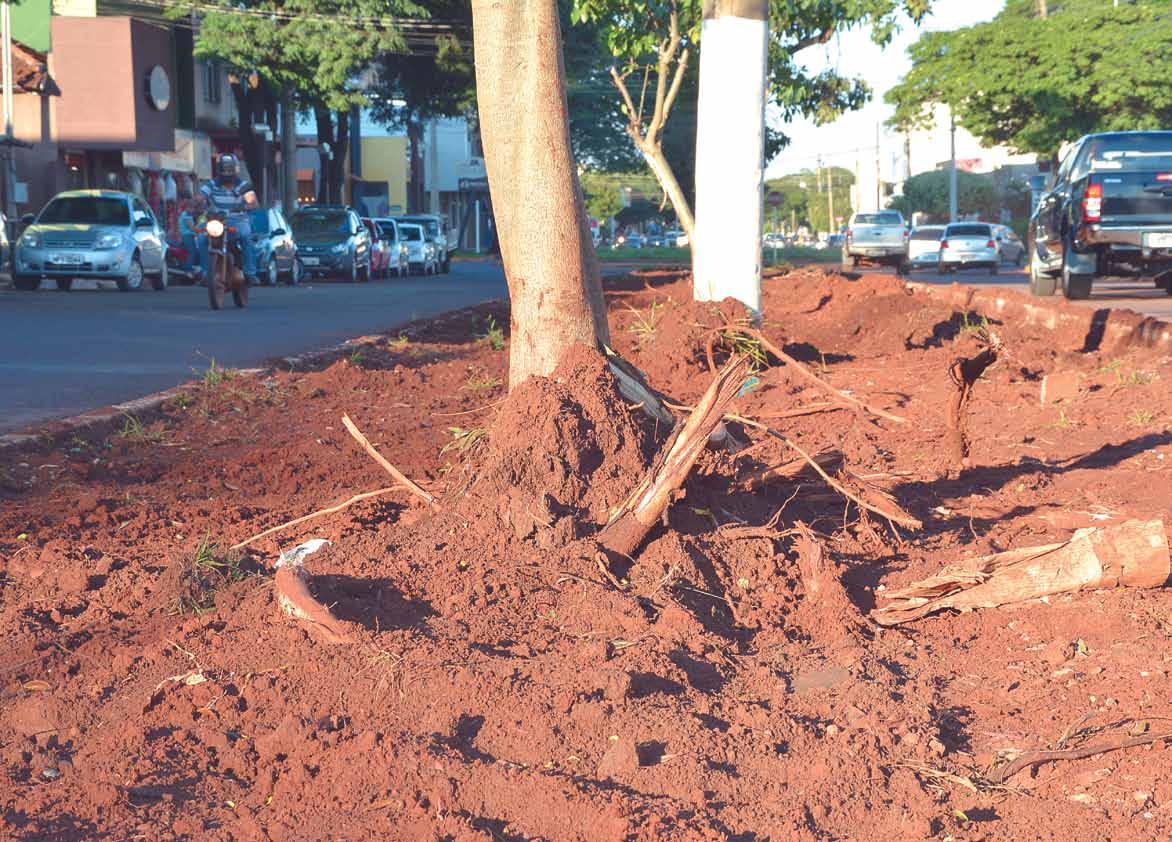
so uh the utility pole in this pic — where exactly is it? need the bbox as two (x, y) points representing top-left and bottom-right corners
(826, 165), (834, 233)
(875, 122), (882, 209)
(949, 111), (958, 223)
(2, 0), (15, 235)
(280, 90), (297, 216)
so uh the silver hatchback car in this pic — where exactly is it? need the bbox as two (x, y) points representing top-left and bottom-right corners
(13, 190), (168, 292)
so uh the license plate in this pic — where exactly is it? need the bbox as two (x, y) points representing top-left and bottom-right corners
(1144, 232), (1172, 248)
(864, 248), (887, 255)
(50, 253), (84, 265)
(302, 257), (320, 266)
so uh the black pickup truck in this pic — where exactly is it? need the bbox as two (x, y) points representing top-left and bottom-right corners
(1028, 131), (1172, 299)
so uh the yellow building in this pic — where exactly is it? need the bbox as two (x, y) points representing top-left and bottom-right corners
(353, 136), (408, 217)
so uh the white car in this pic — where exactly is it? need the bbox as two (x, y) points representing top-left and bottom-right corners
(398, 222), (439, 275)
(939, 222), (1000, 275)
(906, 225), (945, 271)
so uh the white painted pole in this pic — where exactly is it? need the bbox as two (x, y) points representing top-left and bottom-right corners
(692, 0), (767, 315)
(949, 111), (958, 224)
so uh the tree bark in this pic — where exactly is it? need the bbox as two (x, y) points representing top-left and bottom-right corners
(641, 141), (694, 241)
(692, 0), (768, 314)
(471, 0), (610, 389)
(407, 117), (424, 213)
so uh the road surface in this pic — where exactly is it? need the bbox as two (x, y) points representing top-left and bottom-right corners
(903, 264), (1172, 320)
(0, 263), (508, 433)
(4, 260), (1171, 434)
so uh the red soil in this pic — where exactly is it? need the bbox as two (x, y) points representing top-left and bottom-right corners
(3, 267), (1172, 840)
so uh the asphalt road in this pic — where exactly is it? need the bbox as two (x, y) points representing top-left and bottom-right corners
(5, 258), (1172, 435)
(0, 263), (508, 434)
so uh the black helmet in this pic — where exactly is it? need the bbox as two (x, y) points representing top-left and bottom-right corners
(217, 154), (239, 180)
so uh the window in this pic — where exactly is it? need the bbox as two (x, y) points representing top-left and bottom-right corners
(945, 224), (992, 238)
(39, 196), (130, 226)
(910, 227), (944, 241)
(203, 61), (222, 105)
(854, 212), (903, 225)
(132, 198), (154, 226)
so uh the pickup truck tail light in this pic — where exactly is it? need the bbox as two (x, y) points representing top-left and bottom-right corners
(845, 229), (853, 244)
(986, 239), (996, 248)
(1156, 173), (1172, 182)
(939, 240), (949, 249)
(1083, 182), (1103, 222)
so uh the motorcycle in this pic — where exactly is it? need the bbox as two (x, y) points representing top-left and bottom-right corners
(202, 211), (248, 309)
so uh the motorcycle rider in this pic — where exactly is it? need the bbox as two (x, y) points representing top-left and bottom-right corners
(198, 153), (259, 283)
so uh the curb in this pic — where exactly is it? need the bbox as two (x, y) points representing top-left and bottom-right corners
(906, 281), (1172, 351)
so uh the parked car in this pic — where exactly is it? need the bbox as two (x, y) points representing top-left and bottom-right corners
(842, 210), (908, 270)
(13, 190), (168, 292)
(826, 233), (845, 250)
(398, 222), (440, 275)
(394, 213), (452, 273)
(250, 206), (301, 286)
(664, 229), (688, 247)
(372, 217), (409, 277)
(360, 218), (393, 279)
(939, 222), (1000, 274)
(993, 224), (1026, 267)
(618, 232), (645, 249)
(1029, 130), (1172, 299)
(645, 233), (665, 248)
(290, 205), (371, 282)
(905, 225), (946, 271)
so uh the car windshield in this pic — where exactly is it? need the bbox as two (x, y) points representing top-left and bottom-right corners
(854, 212), (902, 225)
(400, 225), (423, 242)
(293, 211), (348, 236)
(1088, 133), (1172, 171)
(39, 196), (129, 226)
(910, 228), (943, 241)
(947, 224), (992, 238)
(400, 217), (439, 237)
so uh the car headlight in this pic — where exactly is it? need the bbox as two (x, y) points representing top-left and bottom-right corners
(205, 219), (225, 238)
(94, 233), (122, 250)
(20, 231), (40, 248)
(332, 243), (348, 254)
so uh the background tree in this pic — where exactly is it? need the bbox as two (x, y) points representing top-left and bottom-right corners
(888, 168), (996, 222)
(370, 1), (476, 212)
(886, 0), (1172, 156)
(580, 171), (626, 223)
(178, 0), (417, 201)
(766, 167), (854, 233)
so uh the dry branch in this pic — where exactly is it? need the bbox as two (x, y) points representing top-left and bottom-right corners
(230, 487), (402, 550)
(599, 356), (751, 559)
(726, 413), (922, 529)
(743, 450), (843, 490)
(341, 413), (437, 507)
(987, 730), (1172, 785)
(735, 327), (906, 424)
(872, 519), (1171, 626)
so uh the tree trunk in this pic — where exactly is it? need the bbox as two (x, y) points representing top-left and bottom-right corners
(314, 105), (333, 203)
(331, 110), (349, 204)
(471, 0), (610, 389)
(640, 139), (694, 242)
(230, 79), (262, 185)
(692, 0), (767, 314)
(407, 118), (424, 213)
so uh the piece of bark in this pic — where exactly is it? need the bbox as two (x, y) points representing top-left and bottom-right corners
(598, 355), (750, 559)
(872, 519), (1170, 626)
(743, 450), (843, 490)
(273, 539), (353, 644)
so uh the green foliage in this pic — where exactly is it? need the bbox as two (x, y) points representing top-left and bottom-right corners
(480, 316), (506, 351)
(169, 534), (248, 616)
(765, 167), (855, 232)
(581, 171), (627, 221)
(887, 0), (1172, 155)
(887, 169), (998, 222)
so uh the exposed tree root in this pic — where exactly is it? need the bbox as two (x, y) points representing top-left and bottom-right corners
(598, 355), (751, 560)
(230, 487), (404, 550)
(988, 730), (1172, 785)
(946, 329), (1002, 473)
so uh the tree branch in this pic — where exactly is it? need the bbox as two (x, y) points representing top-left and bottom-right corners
(791, 25), (836, 53)
(609, 65), (642, 134)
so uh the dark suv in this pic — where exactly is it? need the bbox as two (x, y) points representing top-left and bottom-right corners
(1029, 131), (1172, 299)
(290, 205), (372, 282)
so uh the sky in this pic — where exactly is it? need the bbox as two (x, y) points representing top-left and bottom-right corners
(766, 0), (1006, 179)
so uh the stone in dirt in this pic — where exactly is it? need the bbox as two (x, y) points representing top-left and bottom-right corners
(1040, 370), (1082, 404)
(596, 736), (639, 780)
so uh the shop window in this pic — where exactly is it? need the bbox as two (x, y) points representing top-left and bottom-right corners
(204, 61), (223, 105)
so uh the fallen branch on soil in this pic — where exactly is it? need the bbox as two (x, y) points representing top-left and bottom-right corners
(598, 355), (751, 560)
(230, 487), (401, 550)
(273, 539), (353, 644)
(946, 329), (1002, 470)
(987, 730), (1172, 785)
(341, 413), (438, 508)
(716, 327), (906, 424)
(872, 518), (1171, 626)
(725, 413), (922, 530)
(603, 345), (675, 426)
(743, 450), (843, 490)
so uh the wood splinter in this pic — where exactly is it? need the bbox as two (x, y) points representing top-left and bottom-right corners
(945, 328), (1002, 472)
